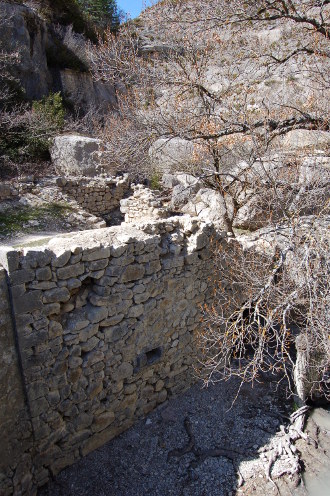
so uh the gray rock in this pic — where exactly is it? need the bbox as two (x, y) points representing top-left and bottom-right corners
(272, 129), (330, 152)
(149, 138), (194, 171)
(43, 287), (70, 304)
(51, 135), (103, 177)
(55, 69), (116, 116)
(57, 263), (85, 280)
(85, 304), (108, 324)
(120, 264), (145, 283)
(182, 188), (233, 230)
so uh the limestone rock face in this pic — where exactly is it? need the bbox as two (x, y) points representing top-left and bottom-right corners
(0, 1), (116, 113)
(272, 129), (330, 152)
(55, 70), (117, 114)
(149, 138), (194, 171)
(0, 1), (50, 99)
(51, 135), (103, 177)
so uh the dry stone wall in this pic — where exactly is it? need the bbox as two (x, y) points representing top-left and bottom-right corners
(120, 185), (169, 223)
(0, 174), (129, 217)
(0, 177), (34, 202)
(56, 174), (129, 217)
(0, 216), (220, 494)
(0, 267), (35, 496)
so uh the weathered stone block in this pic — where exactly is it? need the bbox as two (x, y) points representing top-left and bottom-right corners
(27, 381), (48, 401)
(51, 135), (103, 177)
(43, 287), (70, 304)
(99, 314), (124, 327)
(82, 248), (110, 262)
(10, 269), (35, 285)
(36, 267), (52, 281)
(64, 312), (89, 333)
(114, 362), (133, 380)
(88, 259), (108, 271)
(86, 304), (108, 324)
(57, 263), (85, 280)
(128, 304), (144, 318)
(67, 278), (82, 290)
(120, 264), (145, 283)
(42, 303), (61, 316)
(0, 249), (20, 272)
(79, 323), (99, 342)
(13, 291), (42, 315)
(81, 336), (99, 353)
(28, 281), (57, 290)
(69, 356), (83, 368)
(82, 350), (104, 368)
(133, 292), (150, 304)
(145, 260), (161, 275)
(23, 250), (52, 269)
(51, 251), (71, 268)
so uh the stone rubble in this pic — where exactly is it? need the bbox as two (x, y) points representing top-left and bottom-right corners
(120, 184), (170, 224)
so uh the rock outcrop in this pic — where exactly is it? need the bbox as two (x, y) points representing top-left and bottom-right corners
(0, 1), (116, 112)
(51, 135), (104, 177)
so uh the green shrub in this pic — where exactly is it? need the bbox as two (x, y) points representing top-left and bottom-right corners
(32, 92), (65, 130)
(76, 0), (121, 31)
(27, 92), (65, 157)
(0, 92), (65, 165)
(150, 172), (162, 191)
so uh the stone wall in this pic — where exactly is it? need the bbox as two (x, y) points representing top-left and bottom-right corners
(56, 175), (130, 217)
(0, 174), (129, 219)
(0, 216), (220, 494)
(0, 266), (35, 496)
(120, 185), (169, 224)
(0, 182), (20, 201)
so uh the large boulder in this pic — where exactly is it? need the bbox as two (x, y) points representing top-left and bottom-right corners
(169, 173), (203, 209)
(51, 135), (103, 177)
(182, 188), (234, 231)
(272, 130), (330, 153)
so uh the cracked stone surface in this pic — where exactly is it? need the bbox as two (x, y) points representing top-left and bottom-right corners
(38, 376), (330, 496)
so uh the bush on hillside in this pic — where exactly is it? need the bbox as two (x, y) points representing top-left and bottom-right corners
(0, 92), (65, 176)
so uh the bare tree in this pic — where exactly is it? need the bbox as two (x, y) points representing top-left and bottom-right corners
(91, 0), (329, 225)
(90, 1), (330, 405)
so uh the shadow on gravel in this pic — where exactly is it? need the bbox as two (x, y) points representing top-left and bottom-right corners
(38, 377), (292, 496)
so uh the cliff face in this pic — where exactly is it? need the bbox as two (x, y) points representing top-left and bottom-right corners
(0, 0), (116, 112)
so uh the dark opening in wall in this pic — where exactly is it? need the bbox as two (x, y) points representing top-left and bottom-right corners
(134, 347), (163, 373)
(146, 347), (162, 365)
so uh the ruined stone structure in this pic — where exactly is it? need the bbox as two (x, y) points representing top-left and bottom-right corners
(0, 215), (220, 495)
(57, 174), (129, 217)
(0, 182), (28, 202)
(120, 185), (170, 224)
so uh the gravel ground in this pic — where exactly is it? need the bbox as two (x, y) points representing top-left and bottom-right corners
(37, 376), (330, 496)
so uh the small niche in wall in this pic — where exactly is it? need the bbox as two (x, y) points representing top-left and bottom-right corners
(146, 347), (162, 365)
(134, 346), (163, 373)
